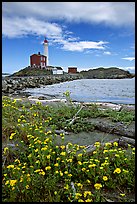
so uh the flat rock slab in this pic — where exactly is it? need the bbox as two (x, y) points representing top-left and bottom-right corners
(54, 131), (120, 146)
(87, 118), (135, 138)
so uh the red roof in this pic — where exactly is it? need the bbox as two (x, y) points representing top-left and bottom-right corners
(44, 39), (48, 43)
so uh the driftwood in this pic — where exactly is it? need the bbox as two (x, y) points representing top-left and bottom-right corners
(55, 129), (70, 135)
(68, 106), (83, 125)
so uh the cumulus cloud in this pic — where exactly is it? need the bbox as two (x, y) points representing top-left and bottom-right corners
(2, 2), (134, 53)
(61, 41), (108, 51)
(2, 15), (108, 52)
(2, 16), (62, 38)
(2, 2), (135, 27)
(122, 57), (135, 61)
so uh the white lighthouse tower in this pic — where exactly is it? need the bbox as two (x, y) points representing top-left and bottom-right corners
(43, 38), (49, 66)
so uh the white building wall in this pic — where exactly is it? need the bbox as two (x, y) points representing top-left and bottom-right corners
(52, 68), (57, 75)
(43, 43), (48, 65)
(57, 70), (63, 74)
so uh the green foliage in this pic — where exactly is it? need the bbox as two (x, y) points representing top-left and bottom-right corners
(2, 96), (135, 202)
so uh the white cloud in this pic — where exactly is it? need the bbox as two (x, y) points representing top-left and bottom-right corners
(122, 57), (135, 61)
(2, 15), (108, 52)
(2, 16), (62, 38)
(103, 51), (111, 55)
(61, 40), (108, 52)
(2, 2), (135, 27)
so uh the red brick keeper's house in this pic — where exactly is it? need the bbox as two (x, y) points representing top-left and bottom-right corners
(30, 52), (47, 68)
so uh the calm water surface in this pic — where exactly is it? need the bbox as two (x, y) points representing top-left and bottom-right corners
(23, 78), (135, 104)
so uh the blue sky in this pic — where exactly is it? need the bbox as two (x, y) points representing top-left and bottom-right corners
(2, 2), (135, 74)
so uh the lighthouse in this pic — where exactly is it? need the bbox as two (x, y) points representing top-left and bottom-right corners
(43, 38), (49, 66)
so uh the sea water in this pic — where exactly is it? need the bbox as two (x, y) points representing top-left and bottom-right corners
(23, 78), (135, 104)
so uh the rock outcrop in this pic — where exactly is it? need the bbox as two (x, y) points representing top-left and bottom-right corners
(2, 75), (82, 94)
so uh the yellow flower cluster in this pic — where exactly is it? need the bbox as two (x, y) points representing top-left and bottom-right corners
(84, 191), (92, 198)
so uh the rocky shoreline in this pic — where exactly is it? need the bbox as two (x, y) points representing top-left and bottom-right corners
(2, 74), (82, 95)
(2, 74), (135, 142)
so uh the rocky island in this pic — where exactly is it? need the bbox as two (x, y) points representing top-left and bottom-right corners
(79, 67), (135, 79)
(2, 66), (134, 95)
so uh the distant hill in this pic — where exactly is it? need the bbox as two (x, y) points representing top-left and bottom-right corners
(80, 67), (134, 79)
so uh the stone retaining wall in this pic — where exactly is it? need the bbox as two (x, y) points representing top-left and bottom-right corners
(2, 74), (82, 94)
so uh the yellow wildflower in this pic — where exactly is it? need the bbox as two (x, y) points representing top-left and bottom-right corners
(10, 180), (17, 186)
(60, 152), (66, 156)
(34, 169), (41, 173)
(75, 193), (82, 199)
(60, 145), (65, 149)
(46, 155), (51, 159)
(77, 183), (83, 189)
(27, 177), (31, 181)
(86, 179), (91, 184)
(120, 193), (125, 197)
(54, 163), (59, 167)
(64, 184), (69, 190)
(103, 176), (108, 181)
(7, 165), (14, 169)
(39, 171), (45, 176)
(45, 166), (51, 171)
(28, 154), (32, 158)
(9, 132), (16, 140)
(113, 168), (121, 174)
(88, 164), (96, 168)
(18, 119), (21, 123)
(26, 185), (29, 189)
(3, 147), (9, 154)
(14, 159), (20, 163)
(84, 191), (92, 197)
(60, 171), (63, 176)
(78, 161), (82, 165)
(77, 153), (83, 157)
(85, 198), (93, 202)
(41, 147), (48, 151)
(103, 149), (109, 153)
(105, 142), (112, 147)
(94, 183), (102, 190)
(78, 199), (84, 202)
(94, 141), (100, 147)
(67, 158), (73, 162)
(5, 180), (9, 185)
(113, 141), (118, 146)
